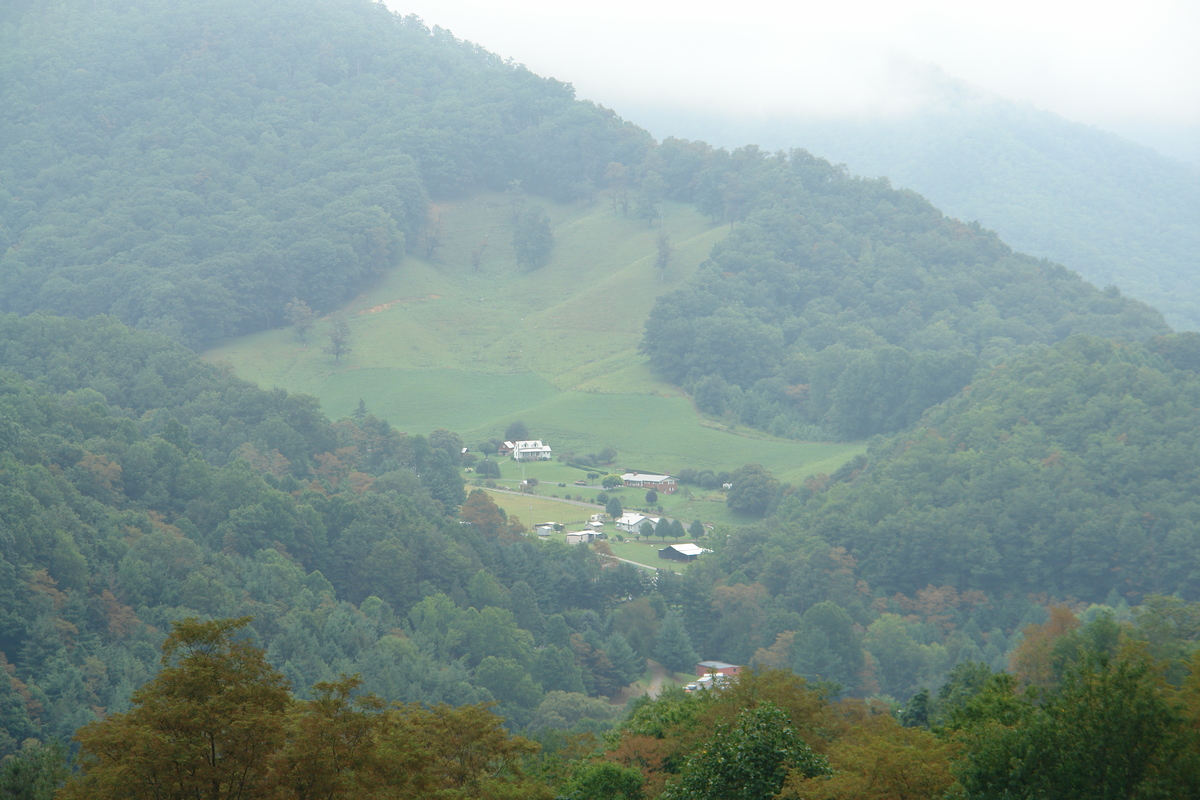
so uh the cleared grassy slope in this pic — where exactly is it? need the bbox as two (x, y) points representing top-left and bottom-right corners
(205, 192), (862, 485)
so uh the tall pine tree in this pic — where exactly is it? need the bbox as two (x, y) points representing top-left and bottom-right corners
(653, 611), (699, 675)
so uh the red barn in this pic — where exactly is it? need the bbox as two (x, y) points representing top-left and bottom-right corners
(695, 660), (741, 678)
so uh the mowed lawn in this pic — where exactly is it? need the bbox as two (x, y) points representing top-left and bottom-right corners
(481, 490), (594, 528)
(204, 190), (865, 506)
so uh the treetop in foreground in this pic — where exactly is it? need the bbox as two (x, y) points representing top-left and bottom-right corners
(60, 617), (550, 800)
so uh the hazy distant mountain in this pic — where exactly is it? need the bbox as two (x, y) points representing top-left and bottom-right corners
(627, 91), (1200, 331)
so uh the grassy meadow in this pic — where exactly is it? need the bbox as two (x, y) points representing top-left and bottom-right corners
(204, 191), (863, 501)
(480, 490), (593, 529)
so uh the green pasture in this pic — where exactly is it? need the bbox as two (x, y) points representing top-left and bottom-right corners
(476, 459), (598, 486)
(204, 191), (865, 511)
(481, 490), (593, 528)
(206, 192), (723, 391)
(461, 391), (862, 486)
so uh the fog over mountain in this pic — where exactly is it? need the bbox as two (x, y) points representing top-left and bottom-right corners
(392, 0), (1200, 330)
(392, 0), (1200, 165)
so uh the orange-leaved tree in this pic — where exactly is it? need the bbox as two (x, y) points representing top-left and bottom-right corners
(60, 617), (552, 800)
(62, 617), (291, 800)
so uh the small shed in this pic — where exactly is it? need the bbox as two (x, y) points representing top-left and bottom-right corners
(565, 530), (601, 545)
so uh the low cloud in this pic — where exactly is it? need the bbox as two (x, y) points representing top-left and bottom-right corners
(390, 0), (1200, 139)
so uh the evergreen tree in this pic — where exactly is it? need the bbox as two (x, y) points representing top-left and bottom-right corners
(655, 228), (673, 282)
(531, 646), (587, 695)
(509, 581), (545, 634)
(653, 611), (699, 674)
(604, 633), (645, 687)
(791, 601), (863, 690)
(543, 615), (573, 649)
(606, 497), (623, 520)
(0, 740), (68, 800)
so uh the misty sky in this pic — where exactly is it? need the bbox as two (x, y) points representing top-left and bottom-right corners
(388, 0), (1199, 158)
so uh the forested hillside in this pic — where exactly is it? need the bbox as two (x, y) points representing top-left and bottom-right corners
(671, 333), (1200, 698)
(638, 148), (1168, 439)
(14, 315), (1199, 772)
(6, 1), (1200, 796)
(0, 316), (644, 755)
(0, 0), (648, 346)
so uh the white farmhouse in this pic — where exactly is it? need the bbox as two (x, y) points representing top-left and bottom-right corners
(616, 513), (662, 534)
(511, 440), (553, 461)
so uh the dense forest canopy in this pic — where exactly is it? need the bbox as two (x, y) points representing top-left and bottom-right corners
(0, 315), (643, 755)
(707, 333), (1200, 605)
(0, 0), (649, 346)
(34, 614), (1200, 800)
(638, 146), (1168, 439)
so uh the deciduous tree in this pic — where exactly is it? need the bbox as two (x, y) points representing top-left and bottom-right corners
(285, 298), (316, 344)
(323, 314), (353, 363)
(660, 703), (830, 800)
(61, 617), (292, 800)
(725, 464), (780, 517)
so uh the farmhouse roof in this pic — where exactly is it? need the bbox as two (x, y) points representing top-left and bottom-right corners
(618, 513), (662, 527)
(622, 472), (674, 483)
